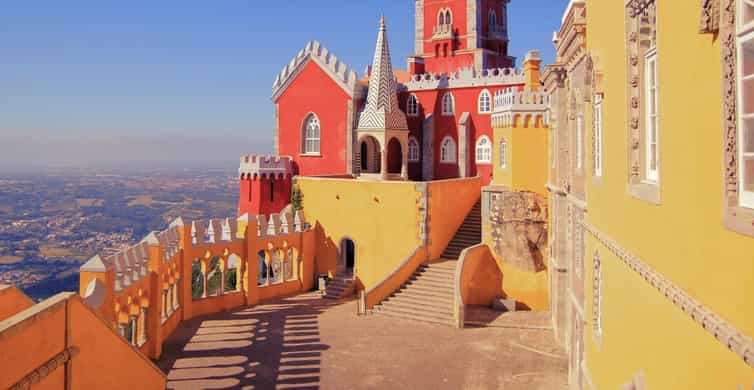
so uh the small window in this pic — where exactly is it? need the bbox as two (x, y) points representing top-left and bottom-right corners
(439, 10), (445, 26)
(445, 10), (452, 25)
(478, 90), (492, 113)
(442, 92), (455, 115)
(737, 4), (754, 207)
(488, 9), (497, 28)
(475, 136), (492, 164)
(407, 94), (419, 116)
(645, 50), (659, 182)
(500, 138), (508, 169)
(303, 114), (321, 154)
(594, 94), (604, 177)
(440, 136), (457, 163)
(408, 137), (420, 162)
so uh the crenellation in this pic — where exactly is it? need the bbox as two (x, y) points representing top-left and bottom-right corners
(404, 67), (525, 91)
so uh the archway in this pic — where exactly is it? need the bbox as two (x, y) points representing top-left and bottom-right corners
(387, 137), (402, 174)
(359, 136), (381, 173)
(340, 238), (355, 274)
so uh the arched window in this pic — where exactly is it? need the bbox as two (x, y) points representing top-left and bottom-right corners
(475, 136), (492, 164)
(478, 90), (492, 113)
(408, 137), (420, 162)
(500, 138), (508, 169)
(225, 254), (240, 292)
(407, 94), (419, 116)
(438, 10), (445, 25)
(440, 136), (457, 163)
(302, 114), (320, 154)
(441, 92), (455, 115)
(445, 10), (452, 25)
(488, 9), (497, 28)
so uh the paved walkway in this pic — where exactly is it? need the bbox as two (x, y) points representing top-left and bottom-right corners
(157, 292), (567, 390)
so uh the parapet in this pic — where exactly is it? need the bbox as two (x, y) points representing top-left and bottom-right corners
(404, 67), (526, 91)
(239, 154), (293, 179)
(272, 40), (360, 101)
(491, 87), (550, 128)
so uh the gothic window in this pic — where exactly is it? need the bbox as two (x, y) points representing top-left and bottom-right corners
(475, 136), (492, 164)
(442, 92), (455, 115)
(407, 94), (419, 116)
(737, 0), (754, 208)
(500, 138), (508, 169)
(302, 114), (321, 155)
(438, 10), (445, 26)
(445, 9), (452, 25)
(488, 9), (498, 29)
(408, 137), (420, 162)
(626, 0), (661, 203)
(592, 250), (603, 346)
(478, 89), (492, 113)
(594, 94), (604, 177)
(440, 136), (457, 163)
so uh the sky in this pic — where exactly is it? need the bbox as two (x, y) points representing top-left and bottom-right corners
(0, 1), (569, 169)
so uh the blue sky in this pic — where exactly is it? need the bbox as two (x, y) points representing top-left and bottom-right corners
(0, 1), (568, 167)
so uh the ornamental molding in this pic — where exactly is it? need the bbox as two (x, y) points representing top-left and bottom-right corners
(700, 0), (720, 33)
(721, 0), (738, 203)
(404, 67), (525, 91)
(583, 221), (754, 368)
(271, 41), (360, 102)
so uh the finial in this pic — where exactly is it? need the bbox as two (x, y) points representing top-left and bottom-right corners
(380, 14), (386, 30)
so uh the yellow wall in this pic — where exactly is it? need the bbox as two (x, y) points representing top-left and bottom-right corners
(492, 126), (550, 195)
(459, 244), (502, 306)
(426, 178), (482, 260)
(583, 1), (754, 386)
(296, 177), (423, 290)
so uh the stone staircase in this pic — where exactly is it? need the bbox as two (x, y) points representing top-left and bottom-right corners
(441, 200), (482, 259)
(322, 273), (355, 299)
(373, 261), (456, 326)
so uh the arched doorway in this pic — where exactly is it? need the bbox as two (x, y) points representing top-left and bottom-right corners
(387, 137), (402, 174)
(359, 136), (381, 173)
(340, 238), (355, 274)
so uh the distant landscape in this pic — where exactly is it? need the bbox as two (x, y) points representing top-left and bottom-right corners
(0, 166), (238, 300)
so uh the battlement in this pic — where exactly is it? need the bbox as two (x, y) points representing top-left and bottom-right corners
(272, 41), (360, 101)
(491, 88), (549, 128)
(239, 154), (293, 179)
(404, 67), (525, 91)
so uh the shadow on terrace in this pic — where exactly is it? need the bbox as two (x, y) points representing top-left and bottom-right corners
(158, 292), (340, 390)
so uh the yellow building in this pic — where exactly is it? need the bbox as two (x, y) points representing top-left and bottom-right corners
(545, 0), (754, 388)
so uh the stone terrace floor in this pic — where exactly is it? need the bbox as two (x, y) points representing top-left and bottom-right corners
(157, 292), (568, 390)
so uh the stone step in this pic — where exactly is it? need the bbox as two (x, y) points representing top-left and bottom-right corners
(408, 276), (452, 289)
(381, 298), (453, 316)
(372, 308), (454, 327)
(388, 290), (454, 305)
(411, 273), (453, 283)
(374, 305), (454, 324)
(401, 283), (454, 296)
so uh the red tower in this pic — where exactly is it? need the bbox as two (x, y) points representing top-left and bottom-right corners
(238, 155), (293, 217)
(410, 0), (515, 75)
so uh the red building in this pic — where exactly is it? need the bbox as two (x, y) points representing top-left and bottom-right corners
(241, 0), (542, 215)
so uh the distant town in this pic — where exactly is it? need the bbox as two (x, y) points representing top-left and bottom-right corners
(0, 166), (237, 300)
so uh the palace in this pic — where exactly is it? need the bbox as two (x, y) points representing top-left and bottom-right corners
(1, 1), (753, 389)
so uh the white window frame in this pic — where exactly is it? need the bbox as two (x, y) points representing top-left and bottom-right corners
(500, 138), (508, 169)
(302, 114), (321, 155)
(408, 137), (420, 162)
(576, 114), (584, 171)
(440, 136), (457, 163)
(478, 89), (492, 114)
(645, 48), (659, 183)
(475, 136), (492, 164)
(594, 94), (604, 177)
(407, 94), (419, 116)
(442, 92), (455, 116)
(737, 2), (754, 208)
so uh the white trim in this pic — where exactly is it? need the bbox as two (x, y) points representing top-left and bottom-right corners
(442, 92), (455, 116)
(645, 49), (659, 183)
(478, 89), (492, 114)
(302, 113), (321, 155)
(737, 22), (754, 207)
(408, 136), (421, 163)
(440, 136), (457, 163)
(475, 135), (492, 164)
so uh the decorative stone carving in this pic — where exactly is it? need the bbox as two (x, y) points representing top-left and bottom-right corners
(699, 0), (720, 34)
(488, 191), (548, 272)
(721, 0), (739, 200)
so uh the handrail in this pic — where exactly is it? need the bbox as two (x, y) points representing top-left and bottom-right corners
(362, 245), (424, 312)
(453, 243), (488, 329)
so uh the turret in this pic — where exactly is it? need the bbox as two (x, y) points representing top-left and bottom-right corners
(238, 155), (294, 216)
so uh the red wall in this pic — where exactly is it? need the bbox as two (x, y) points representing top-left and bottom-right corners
(238, 176), (292, 217)
(276, 61), (353, 177)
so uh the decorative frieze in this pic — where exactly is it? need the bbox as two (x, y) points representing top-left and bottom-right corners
(699, 0), (720, 34)
(583, 222), (754, 368)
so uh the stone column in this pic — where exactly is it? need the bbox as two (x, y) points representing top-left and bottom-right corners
(401, 139), (409, 180)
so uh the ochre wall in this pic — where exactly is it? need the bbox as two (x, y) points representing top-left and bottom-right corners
(582, 1), (754, 387)
(276, 61), (352, 177)
(0, 285), (34, 322)
(459, 245), (502, 306)
(492, 125), (549, 195)
(426, 177), (483, 259)
(296, 177), (422, 290)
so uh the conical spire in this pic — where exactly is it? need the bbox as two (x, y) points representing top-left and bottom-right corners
(357, 16), (408, 130)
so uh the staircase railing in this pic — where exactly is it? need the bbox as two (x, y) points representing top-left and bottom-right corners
(359, 245), (425, 314)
